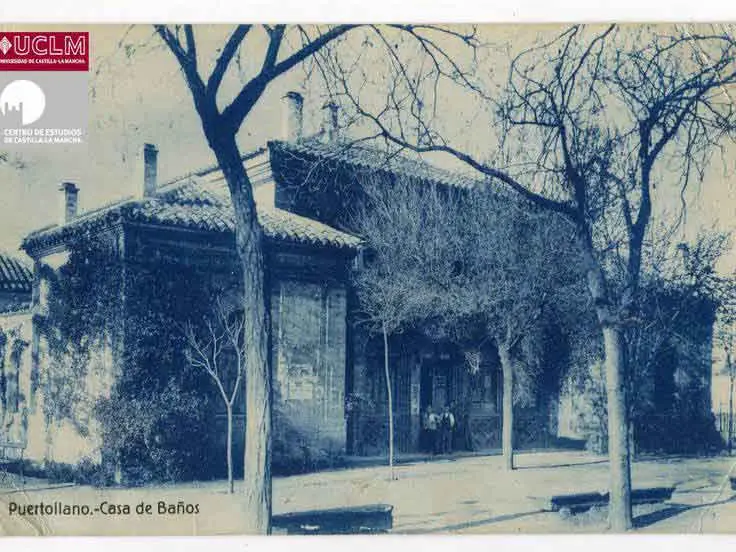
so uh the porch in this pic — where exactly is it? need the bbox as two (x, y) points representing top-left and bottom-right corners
(347, 328), (567, 457)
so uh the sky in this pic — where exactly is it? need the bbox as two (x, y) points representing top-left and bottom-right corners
(0, 24), (733, 274)
(0, 25), (325, 253)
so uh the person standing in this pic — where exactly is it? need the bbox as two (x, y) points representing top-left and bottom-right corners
(423, 406), (439, 454)
(440, 404), (456, 454)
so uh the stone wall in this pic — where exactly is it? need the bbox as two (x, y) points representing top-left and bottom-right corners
(27, 249), (117, 466)
(15, 221), (355, 478)
(271, 279), (348, 472)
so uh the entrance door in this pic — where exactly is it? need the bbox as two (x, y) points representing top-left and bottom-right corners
(421, 359), (456, 411)
(420, 364), (433, 412)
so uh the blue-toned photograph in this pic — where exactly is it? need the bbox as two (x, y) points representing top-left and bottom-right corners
(0, 23), (735, 535)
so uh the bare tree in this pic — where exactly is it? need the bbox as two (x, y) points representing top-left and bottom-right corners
(151, 24), (477, 532)
(354, 176), (583, 471)
(153, 25), (356, 531)
(324, 23), (736, 530)
(454, 193), (583, 471)
(452, 191), (576, 470)
(352, 176), (438, 478)
(183, 297), (245, 494)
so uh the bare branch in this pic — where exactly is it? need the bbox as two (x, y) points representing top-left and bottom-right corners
(154, 25), (210, 117)
(207, 25), (252, 98)
(222, 25), (355, 130)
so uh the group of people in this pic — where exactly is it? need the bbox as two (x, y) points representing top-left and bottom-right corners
(421, 404), (457, 454)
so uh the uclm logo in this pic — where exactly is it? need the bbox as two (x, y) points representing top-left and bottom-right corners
(0, 32), (89, 71)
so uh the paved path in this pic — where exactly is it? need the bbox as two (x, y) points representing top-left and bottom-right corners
(274, 451), (736, 533)
(1, 451), (736, 535)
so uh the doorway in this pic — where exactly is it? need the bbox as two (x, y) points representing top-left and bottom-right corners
(420, 357), (457, 412)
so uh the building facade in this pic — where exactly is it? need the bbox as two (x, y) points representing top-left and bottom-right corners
(0, 94), (720, 480)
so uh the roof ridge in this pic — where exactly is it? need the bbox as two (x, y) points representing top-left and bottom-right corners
(271, 137), (488, 190)
(157, 146), (268, 190)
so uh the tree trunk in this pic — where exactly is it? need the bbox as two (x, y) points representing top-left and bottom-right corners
(382, 323), (395, 480)
(498, 345), (514, 471)
(602, 325), (633, 532)
(578, 231), (633, 532)
(226, 403), (234, 494)
(212, 134), (272, 534)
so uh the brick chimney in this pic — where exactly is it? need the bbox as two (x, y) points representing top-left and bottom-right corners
(139, 143), (158, 197)
(322, 100), (339, 142)
(58, 181), (78, 225)
(282, 91), (304, 141)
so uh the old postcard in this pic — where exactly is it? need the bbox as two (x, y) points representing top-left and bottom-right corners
(0, 23), (735, 537)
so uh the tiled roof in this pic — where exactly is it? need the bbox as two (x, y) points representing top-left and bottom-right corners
(271, 137), (487, 190)
(0, 251), (32, 293)
(23, 153), (362, 252)
(128, 179), (362, 249)
(24, 136), (491, 253)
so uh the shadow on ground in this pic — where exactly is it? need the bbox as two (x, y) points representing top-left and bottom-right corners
(407, 493), (736, 533)
(515, 459), (608, 471)
(633, 497), (735, 529)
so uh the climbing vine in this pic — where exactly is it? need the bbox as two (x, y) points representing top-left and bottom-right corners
(36, 238), (122, 435)
(0, 321), (30, 442)
(39, 234), (234, 483)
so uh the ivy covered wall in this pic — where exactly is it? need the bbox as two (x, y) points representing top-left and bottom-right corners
(0, 312), (32, 449)
(558, 283), (720, 455)
(19, 222), (355, 483)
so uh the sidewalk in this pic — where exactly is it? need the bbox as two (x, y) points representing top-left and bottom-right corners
(343, 448), (503, 469)
(343, 442), (587, 469)
(275, 450), (736, 533)
(2, 450), (736, 535)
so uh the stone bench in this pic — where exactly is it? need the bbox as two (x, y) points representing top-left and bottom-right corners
(548, 487), (675, 514)
(272, 504), (393, 534)
(630, 486), (675, 505)
(549, 491), (606, 513)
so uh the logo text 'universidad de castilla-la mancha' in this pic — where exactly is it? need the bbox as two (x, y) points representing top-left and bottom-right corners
(0, 32), (88, 71)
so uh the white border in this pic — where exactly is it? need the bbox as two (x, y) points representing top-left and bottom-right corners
(1, 0), (736, 23)
(5, 534), (736, 552)
(4, 1), (736, 552)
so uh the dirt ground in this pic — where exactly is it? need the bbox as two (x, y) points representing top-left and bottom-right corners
(2, 450), (736, 536)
